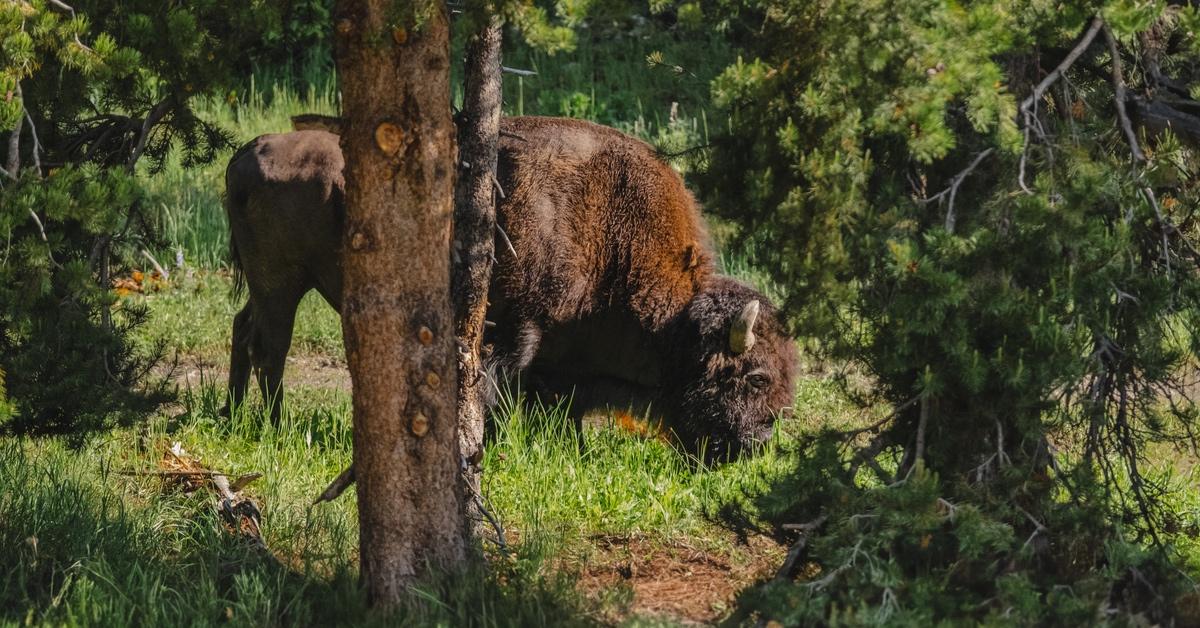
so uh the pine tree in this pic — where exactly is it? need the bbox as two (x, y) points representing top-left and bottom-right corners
(701, 1), (1200, 622)
(0, 1), (285, 438)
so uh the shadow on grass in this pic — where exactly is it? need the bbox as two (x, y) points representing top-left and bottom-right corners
(0, 436), (599, 628)
(0, 438), (367, 626)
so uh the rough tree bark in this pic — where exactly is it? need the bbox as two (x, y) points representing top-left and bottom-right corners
(452, 10), (503, 529)
(332, 0), (466, 604)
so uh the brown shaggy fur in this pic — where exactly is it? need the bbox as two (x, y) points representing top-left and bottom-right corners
(223, 116), (798, 459)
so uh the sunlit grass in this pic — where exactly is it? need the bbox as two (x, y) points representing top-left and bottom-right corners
(129, 273), (342, 363)
(1, 328), (851, 626)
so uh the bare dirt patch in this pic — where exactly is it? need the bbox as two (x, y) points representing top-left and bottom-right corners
(575, 532), (786, 625)
(167, 353), (351, 393)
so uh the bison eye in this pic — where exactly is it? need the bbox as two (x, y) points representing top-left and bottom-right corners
(747, 372), (770, 389)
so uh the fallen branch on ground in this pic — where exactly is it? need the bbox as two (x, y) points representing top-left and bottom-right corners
(776, 514), (829, 582)
(153, 444), (277, 563)
(140, 249), (170, 280)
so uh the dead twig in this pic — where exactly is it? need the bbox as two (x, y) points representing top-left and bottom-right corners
(140, 249), (169, 280)
(152, 444), (278, 564)
(500, 66), (536, 76)
(24, 108), (40, 174)
(463, 470), (508, 551)
(920, 148), (995, 233)
(937, 497), (958, 521)
(996, 419), (1011, 466)
(126, 97), (172, 170)
(45, 0), (95, 54)
(27, 209), (48, 243)
(313, 464), (356, 505)
(1018, 123), (1034, 194)
(119, 469), (264, 490)
(211, 472), (276, 562)
(1016, 504), (1048, 552)
(775, 515), (828, 582)
(1141, 187), (1172, 274)
(782, 515), (830, 533)
(1020, 17), (1105, 116)
(908, 395), (929, 477)
(847, 430), (893, 484)
(491, 173), (506, 199)
(5, 103), (19, 175)
(496, 223), (518, 259)
(804, 539), (867, 591)
(829, 395), (921, 440)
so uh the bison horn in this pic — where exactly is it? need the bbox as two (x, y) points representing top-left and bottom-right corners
(729, 300), (760, 354)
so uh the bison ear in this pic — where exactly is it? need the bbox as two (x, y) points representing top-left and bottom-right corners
(729, 300), (760, 354)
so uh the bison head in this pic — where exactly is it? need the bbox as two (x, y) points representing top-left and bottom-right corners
(668, 277), (799, 462)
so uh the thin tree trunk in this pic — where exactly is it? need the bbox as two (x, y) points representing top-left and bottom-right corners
(453, 11), (503, 528)
(6, 104), (21, 175)
(333, 0), (466, 604)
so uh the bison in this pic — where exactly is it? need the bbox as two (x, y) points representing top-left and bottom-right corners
(223, 116), (798, 459)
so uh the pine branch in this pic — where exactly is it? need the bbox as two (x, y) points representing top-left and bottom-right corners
(1017, 16), (1105, 194)
(1019, 17), (1105, 117)
(126, 97), (173, 170)
(1103, 24), (1145, 163)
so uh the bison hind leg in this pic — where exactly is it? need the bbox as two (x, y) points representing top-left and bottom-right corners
(245, 289), (304, 422)
(221, 303), (255, 417)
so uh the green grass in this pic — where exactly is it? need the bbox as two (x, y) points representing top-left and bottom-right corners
(132, 273), (342, 362)
(2, 269), (857, 626)
(0, 395), (591, 626)
(9, 39), (1197, 628)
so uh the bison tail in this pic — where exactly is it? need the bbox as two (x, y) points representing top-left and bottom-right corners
(224, 141), (256, 302)
(228, 224), (246, 301)
(222, 185), (247, 302)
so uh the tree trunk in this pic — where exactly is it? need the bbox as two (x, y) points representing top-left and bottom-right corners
(452, 11), (503, 529)
(6, 106), (21, 175)
(332, 0), (466, 604)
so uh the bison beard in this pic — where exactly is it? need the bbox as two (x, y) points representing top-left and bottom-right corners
(222, 116), (798, 461)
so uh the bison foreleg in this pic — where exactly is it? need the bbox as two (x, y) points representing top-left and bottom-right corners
(488, 318), (542, 379)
